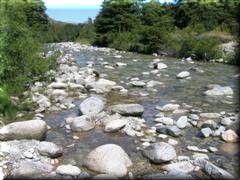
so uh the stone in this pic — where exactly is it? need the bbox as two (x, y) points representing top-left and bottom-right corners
(201, 127), (212, 138)
(192, 153), (209, 160)
(116, 62), (127, 67)
(12, 160), (53, 178)
(188, 114), (199, 121)
(156, 125), (183, 137)
(204, 85), (233, 96)
(176, 71), (190, 79)
(199, 113), (221, 119)
(176, 116), (188, 129)
(177, 156), (190, 161)
(79, 96), (105, 116)
(193, 158), (235, 179)
(167, 139), (178, 146)
(71, 115), (95, 132)
(157, 104), (180, 112)
(154, 117), (174, 125)
(146, 80), (162, 88)
(155, 62), (168, 70)
(221, 129), (239, 143)
(104, 119), (127, 133)
(200, 120), (218, 129)
(130, 81), (146, 87)
(85, 78), (116, 93)
(109, 104), (144, 116)
(37, 141), (63, 158)
(221, 117), (233, 126)
(162, 161), (195, 174)
(187, 146), (208, 153)
(142, 142), (176, 163)
(48, 82), (68, 89)
(56, 164), (81, 176)
(158, 134), (168, 139)
(208, 147), (218, 153)
(0, 120), (47, 141)
(84, 144), (132, 177)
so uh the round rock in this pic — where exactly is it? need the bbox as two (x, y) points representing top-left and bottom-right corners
(84, 144), (132, 177)
(142, 142), (176, 163)
(56, 164), (81, 176)
(37, 141), (63, 158)
(79, 96), (105, 116)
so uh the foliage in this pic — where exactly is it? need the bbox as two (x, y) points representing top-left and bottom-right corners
(91, 0), (239, 63)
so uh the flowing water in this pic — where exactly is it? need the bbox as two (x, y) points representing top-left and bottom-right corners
(43, 46), (239, 178)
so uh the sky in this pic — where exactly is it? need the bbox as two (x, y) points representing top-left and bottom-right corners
(44, 0), (175, 9)
(44, 0), (175, 23)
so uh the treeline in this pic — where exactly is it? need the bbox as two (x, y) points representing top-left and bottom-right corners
(92, 0), (239, 62)
(0, 0), (57, 116)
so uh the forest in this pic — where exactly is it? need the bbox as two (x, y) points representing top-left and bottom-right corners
(0, 0), (239, 117)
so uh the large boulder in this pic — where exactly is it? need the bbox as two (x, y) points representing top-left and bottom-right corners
(83, 144), (132, 177)
(37, 141), (63, 158)
(142, 142), (176, 163)
(109, 104), (144, 116)
(79, 96), (105, 116)
(71, 115), (95, 132)
(0, 120), (47, 141)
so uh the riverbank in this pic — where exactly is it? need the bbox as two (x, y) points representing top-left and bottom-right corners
(0, 42), (239, 179)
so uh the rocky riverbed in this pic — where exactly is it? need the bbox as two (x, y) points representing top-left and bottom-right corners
(0, 42), (239, 179)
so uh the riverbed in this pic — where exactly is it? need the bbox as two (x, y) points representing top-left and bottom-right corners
(43, 43), (239, 178)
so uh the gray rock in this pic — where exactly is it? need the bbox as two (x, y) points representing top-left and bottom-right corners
(176, 116), (188, 129)
(166, 126), (183, 137)
(155, 62), (168, 70)
(146, 80), (163, 88)
(193, 158), (235, 179)
(79, 96), (105, 116)
(86, 78), (117, 93)
(200, 120), (218, 129)
(130, 81), (146, 87)
(11, 160), (53, 178)
(142, 142), (176, 163)
(199, 113), (221, 119)
(84, 144), (132, 177)
(154, 117), (174, 125)
(104, 119), (127, 132)
(48, 82), (68, 89)
(0, 120), (47, 141)
(71, 115), (95, 132)
(162, 161), (196, 173)
(116, 62), (127, 67)
(56, 164), (81, 176)
(192, 153), (209, 160)
(177, 71), (190, 79)
(187, 146), (208, 153)
(201, 127), (212, 138)
(204, 85), (233, 96)
(188, 114), (199, 121)
(157, 104), (180, 112)
(109, 104), (144, 116)
(37, 141), (63, 158)
(221, 117), (233, 126)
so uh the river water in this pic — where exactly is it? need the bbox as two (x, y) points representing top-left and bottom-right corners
(44, 45), (239, 178)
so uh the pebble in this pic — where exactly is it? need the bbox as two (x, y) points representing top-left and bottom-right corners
(192, 153), (209, 160)
(142, 142), (151, 147)
(201, 127), (212, 138)
(167, 139), (178, 146)
(158, 134), (168, 139)
(177, 156), (190, 161)
(208, 147), (218, 153)
(187, 146), (208, 153)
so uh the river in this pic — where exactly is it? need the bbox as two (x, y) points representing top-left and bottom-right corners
(39, 43), (239, 178)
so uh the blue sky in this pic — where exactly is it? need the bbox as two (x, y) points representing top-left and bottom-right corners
(43, 0), (175, 9)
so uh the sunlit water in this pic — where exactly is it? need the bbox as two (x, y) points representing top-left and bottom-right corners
(42, 47), (239, 177)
